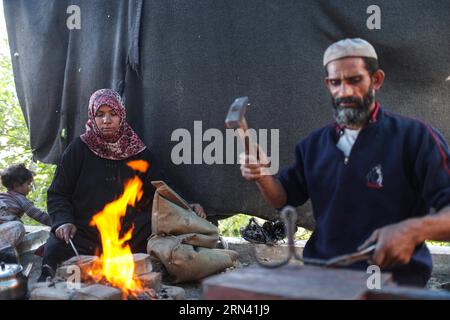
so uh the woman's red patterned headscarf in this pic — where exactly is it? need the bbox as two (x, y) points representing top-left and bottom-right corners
(80, 89), (146, 160)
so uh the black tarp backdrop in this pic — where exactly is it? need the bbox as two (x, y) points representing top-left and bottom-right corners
(3, 0), (450, 225)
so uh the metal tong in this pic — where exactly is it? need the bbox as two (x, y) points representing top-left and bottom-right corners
(253, 206), (377, 269)
(68, 238), (82, 263)
(325, 243), (377, 268)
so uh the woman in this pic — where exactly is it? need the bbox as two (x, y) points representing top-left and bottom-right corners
(39, 89), (205, 281)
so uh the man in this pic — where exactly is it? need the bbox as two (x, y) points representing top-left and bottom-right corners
(240, 38), (450, 286)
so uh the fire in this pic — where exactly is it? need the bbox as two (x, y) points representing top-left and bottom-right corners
(88, 161), (149, 297)
(127, 160), (149, 173)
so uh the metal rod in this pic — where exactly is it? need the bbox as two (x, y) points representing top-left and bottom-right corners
(68, 238), (80, 258)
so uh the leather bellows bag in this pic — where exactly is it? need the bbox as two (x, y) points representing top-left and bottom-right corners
(147, 181), (238, 283)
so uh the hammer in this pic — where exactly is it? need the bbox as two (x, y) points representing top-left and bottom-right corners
(225, 97), (259, 163)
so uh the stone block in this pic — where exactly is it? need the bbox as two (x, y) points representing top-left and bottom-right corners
(137, 272), (161, 291)
(158, 285), (186, 300)
(30, 287), (75, 300)
(133, 253), (153, 276)
(56, 255), (98, 281)
(72, 284), (122, 300)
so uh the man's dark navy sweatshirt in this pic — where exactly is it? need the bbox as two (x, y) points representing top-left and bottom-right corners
(278, 103), (450, 286)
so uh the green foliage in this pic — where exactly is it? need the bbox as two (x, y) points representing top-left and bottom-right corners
(426, 240), (450, 247)
(0, 40), (56, 225)
(295, 227), (312, 241)
(219, 214), (252, 237)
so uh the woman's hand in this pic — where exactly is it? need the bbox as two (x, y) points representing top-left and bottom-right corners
(55, 223), (77, 243)
(190, 203), (207, 219)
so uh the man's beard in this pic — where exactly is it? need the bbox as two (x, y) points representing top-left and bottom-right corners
(332, 89), (375, 127)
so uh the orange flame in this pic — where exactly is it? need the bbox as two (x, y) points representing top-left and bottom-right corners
(127, 160), (149, 173)
(88, 161), (149, 296)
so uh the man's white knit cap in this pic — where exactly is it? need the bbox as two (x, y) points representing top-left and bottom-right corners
(323, 38), (378, 66)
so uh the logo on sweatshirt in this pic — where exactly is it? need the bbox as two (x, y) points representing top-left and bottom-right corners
(366, 165), (383, 189)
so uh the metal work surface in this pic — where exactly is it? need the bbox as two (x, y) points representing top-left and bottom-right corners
(203, 264), (450, 300)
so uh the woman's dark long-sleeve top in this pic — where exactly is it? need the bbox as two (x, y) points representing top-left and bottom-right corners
(47, 137), (168, 249)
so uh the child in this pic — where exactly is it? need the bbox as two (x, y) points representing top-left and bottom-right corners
(0, 164), (51, 247)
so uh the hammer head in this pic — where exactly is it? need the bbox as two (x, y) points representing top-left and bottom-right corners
(225, 96), (249, 129)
